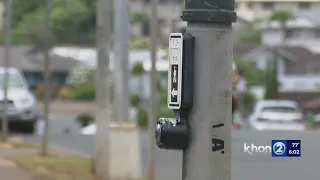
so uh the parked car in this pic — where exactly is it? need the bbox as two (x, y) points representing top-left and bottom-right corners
(0, 67), (38, 133)
(248, 100), (305, 131)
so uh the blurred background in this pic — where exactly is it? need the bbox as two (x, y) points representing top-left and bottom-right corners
(0, 0), (320, 180)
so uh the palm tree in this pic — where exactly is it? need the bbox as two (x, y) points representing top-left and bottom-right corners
(269, 10), (294, 41)
(264, 10), (294, 99)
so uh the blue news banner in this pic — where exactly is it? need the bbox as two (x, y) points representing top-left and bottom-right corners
(272, 140), (301, 157)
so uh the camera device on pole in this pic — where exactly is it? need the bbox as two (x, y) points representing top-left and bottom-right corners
(155, 33), (194, 150)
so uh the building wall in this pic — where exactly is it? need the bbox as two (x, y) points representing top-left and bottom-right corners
(235, 0), (320, 21)
(279, 75), (320, 92)
(243, 47), (320, 92)
(261, 28), (320, 46)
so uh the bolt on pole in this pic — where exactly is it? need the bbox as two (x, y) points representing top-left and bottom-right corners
(181, 0), (236, 180)
(41, 0), (52, 157)
(148, 0), (158, 178)
(2, 0), (12, 142)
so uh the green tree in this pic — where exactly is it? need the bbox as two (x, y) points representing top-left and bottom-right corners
(10, 0), (43, 28)
(264, 56), (279, 99)
(14, 0), (90, 48)
(130, 12), (150, 36)
(131, 62), (145, 103)
(265, 10), (293, 99)
(234, 57), (265, 86)
(235, 23), (261, 44)
(242, 91), (257, 115)
(269, 10), (294, 39)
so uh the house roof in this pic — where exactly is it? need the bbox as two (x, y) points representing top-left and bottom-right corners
(255, 12), (320, 30)
(234, 43), (320, 62)
(274, 45), (320, 62)
(233, 44), (259, 57)
(0, 46), (80, 72)
(295, 13), (320, 27)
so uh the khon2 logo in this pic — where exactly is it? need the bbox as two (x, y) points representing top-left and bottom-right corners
(243, 140), (301, 157)
(272, 140), (301, 157)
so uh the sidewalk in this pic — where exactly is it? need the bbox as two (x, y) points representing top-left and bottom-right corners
(0, 149), (38, 180)
(0, 158), (35, 180)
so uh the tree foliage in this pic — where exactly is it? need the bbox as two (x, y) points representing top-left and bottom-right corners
(131, 62), (145, 76)
(264, 49), (280, 100)
(235, 23), (261, 44)
(3, 0), (97, 47)
(269, 10), (294, 39)
(234, 57), (265, 87)
(14, 0), (90, 48)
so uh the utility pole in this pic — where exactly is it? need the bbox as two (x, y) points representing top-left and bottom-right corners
(93, 0), (111, 179)
(113, 0), (129, 123)
(41, 0), (52, 156)
(148, 0), (158, 178)
(181, 1), (236, 179)
(2, 0), (12, 142)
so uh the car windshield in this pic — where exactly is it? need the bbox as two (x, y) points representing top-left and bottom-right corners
(0, 72), (25, 89)
(262, 106), (299, 113)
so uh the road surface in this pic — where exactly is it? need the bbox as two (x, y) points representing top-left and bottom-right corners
(21, 114), (320, 180)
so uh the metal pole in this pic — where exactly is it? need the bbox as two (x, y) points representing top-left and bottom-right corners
(40, 0), (52, 156)
(113, 0), (129, 123)
(148, 0), (158, 178)
(93, 0), (111, 178)
(181, 0), (236, 179)
(2, 0), (12, 142)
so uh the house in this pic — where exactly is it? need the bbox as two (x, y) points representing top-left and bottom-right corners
(256, 12), (320, 53)
(234, 43), (320, 92)
(235, 0), (320, 21)
(0, 46), (80, 89)
(234, 43), (320, 112)
(51, 46), (169, 98)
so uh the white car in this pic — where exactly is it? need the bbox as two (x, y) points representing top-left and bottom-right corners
(0, 67), (38, 133)
(248, 100), (305, 131)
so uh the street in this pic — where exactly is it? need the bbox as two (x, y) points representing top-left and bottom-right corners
(21, 114), (320, 180)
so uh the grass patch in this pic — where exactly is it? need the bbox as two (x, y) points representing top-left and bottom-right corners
(8, 155), (92, 180)
(9, 137), (37, 149)
(0, 132), (36, 149)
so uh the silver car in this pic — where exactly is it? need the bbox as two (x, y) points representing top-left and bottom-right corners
(248, 100), (305, 131)
(0, 67), (38, 133)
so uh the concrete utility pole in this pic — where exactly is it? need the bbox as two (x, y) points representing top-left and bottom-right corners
(93, 0), (111, 178)
(148, 0), (158, 178)
(2, 0), (12, 142)
(41, 0), (52, 156)
(113, 0), (129, 123)
(181, 0), (236, 179)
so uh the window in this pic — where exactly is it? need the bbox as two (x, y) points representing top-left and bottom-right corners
(262, 2), (274, 9)
(307, 63), (320, 74)
(0, 72), (26, 89)
(285, 29), (295, 38)
(248, 2), (253, 8)
(298, 2), (310, 9)
(262, 106), (299, 113)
